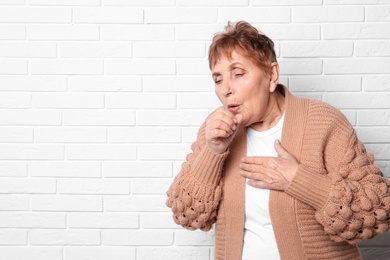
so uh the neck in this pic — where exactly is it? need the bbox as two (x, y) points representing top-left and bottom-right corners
(250, 90), (285, 132)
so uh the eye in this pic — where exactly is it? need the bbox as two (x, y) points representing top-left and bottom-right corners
(214, 76), (222, 85)
(232, 68), (244, 78)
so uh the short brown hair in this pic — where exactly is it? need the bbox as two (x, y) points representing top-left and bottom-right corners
(208, 21), (277, 75)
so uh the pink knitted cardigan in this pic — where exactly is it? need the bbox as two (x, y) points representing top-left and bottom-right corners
(166, 86), (390, 260)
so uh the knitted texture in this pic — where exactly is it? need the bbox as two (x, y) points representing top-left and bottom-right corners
(166, 126), (226, 231)
(166, 87), (390, 259)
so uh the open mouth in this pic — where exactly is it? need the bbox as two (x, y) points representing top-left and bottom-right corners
(228, 104), (240, 112)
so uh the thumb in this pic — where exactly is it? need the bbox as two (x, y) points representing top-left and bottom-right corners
(234, 114), (243, 126)
(274, 139), (290, 158)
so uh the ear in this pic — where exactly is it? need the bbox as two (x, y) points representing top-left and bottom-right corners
(269, 62), (279, 93)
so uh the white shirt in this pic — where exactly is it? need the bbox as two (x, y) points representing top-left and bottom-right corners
(242, 114), (284, 260)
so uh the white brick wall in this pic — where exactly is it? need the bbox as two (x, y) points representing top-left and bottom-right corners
(0, 1), (389, 260)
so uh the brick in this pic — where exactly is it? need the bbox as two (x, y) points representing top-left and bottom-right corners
(68, 213), (139, 229)
(0, 76), (67, 92)
(0, 59), (27, 75)
(363, 76), (390, 92)
(0, 213), (66, 228)
(0, 162), (27, 177)
(67, 144), (136, 160)
(64, 110), (135, 126)
(182, 127), (199, 143)
(360, 247), (390, 260)
(293, 7), (364, 22)
(109, 127), (181, 143)
(0, 145), (64, 160)
(253, 0), (322, 5)
(34, 93), (104, 109)
(132, 178), (172, 194)
(176, 24), (223, 41)
(69, 76), (142, 92)
(175, 229), (214, 246)
(178, 93), (220, 109)
(74, 7), (143, 23)
(0, 110), (61, 125)
(145, 8), (217, 23)
(27, 25), (99, 41)
(0, 25), (25, 40)
(0, 128), (33, 143)
(366, 6), (390, 21)
(289, 76), (362, 92)
(137, 247), (210, 260)
(141, 212), (180, 229)
(260, 24), (320, 40)
(65, 247), (136, 260)
(0, 247), (62, 260)
(106, 59), (175, 75)
(356, 41), (390, 57)
(0, 178), (56, 194)
(104, 0), (174, 5)
(102, 25), (174, 41)
(358, 110), (390, 126)
(59, 42), (132, 58)
(58, 179), (130, 195)
(178, 0), (248, 5)
(29, 161), (101, 178)
(103, 162), (172, 178)
(279, 59), (322, 75)
(143, 76), (213, 92)
(29, 0), (100, 5)
(32, 59), (103, 75)
(376, 162), (390, 179)
(137, 110), (208, 126)
(138, 144), (190, 160)
(177, 59), (211, 75)
(0, 42), (56, 58)
(324, 0), (385, 3)
(31, 195), (102, 212)
(0, 230), (27, 245)
(0, 195), (29, 211)
(365, 144), (390, 160)
(356, 128), (390, 143)
(0, 7), (71, 23)
(0, 93), (31, 108)
(282, 42), (353, 58)
(219, 7), (290, 23)
(104, 195), (167, 212)
(324, 93), (390, 109)
(134, 42), (205, 58)
(0, 0), (25, 4)
(29, 229), (100, 245)
(35, 127), (106, 143)
(323, 24), (390, 39)
(103, 230), (173, 246)
(106, 93), (176, 109)
(324, 59), (390, 74)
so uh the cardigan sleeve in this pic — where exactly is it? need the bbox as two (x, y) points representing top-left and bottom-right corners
(166, 122), (228, 231)
(286, 130), (390, 245)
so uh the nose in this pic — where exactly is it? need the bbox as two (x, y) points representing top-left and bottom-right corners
(221, 80), (233, 97)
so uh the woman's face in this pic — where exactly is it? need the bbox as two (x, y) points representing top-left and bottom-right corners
(211, 51), (280, 131)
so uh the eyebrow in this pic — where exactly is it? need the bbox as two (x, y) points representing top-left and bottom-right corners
(212, 62), (244, 78)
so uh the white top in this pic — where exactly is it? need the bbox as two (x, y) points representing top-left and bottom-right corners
(242, 114), (284, 260)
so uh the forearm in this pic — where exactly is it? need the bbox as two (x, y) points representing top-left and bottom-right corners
(166, 140), (228, 230)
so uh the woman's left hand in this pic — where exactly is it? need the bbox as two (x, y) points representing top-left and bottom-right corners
(239, 140), (299, 191)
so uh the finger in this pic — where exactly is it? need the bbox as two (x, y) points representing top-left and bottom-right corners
(247, 179), (270, 189)
(274, 139), (291, 158)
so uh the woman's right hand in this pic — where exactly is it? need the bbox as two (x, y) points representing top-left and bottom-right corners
(205, 107), (243, 154)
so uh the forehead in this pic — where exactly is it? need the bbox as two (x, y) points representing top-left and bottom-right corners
(211, 51), (254, 72)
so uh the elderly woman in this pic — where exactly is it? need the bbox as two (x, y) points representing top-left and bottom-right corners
(166, 21), (390, 260)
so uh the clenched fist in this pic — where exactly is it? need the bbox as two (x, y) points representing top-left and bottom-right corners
(205, 106), (243, 154)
